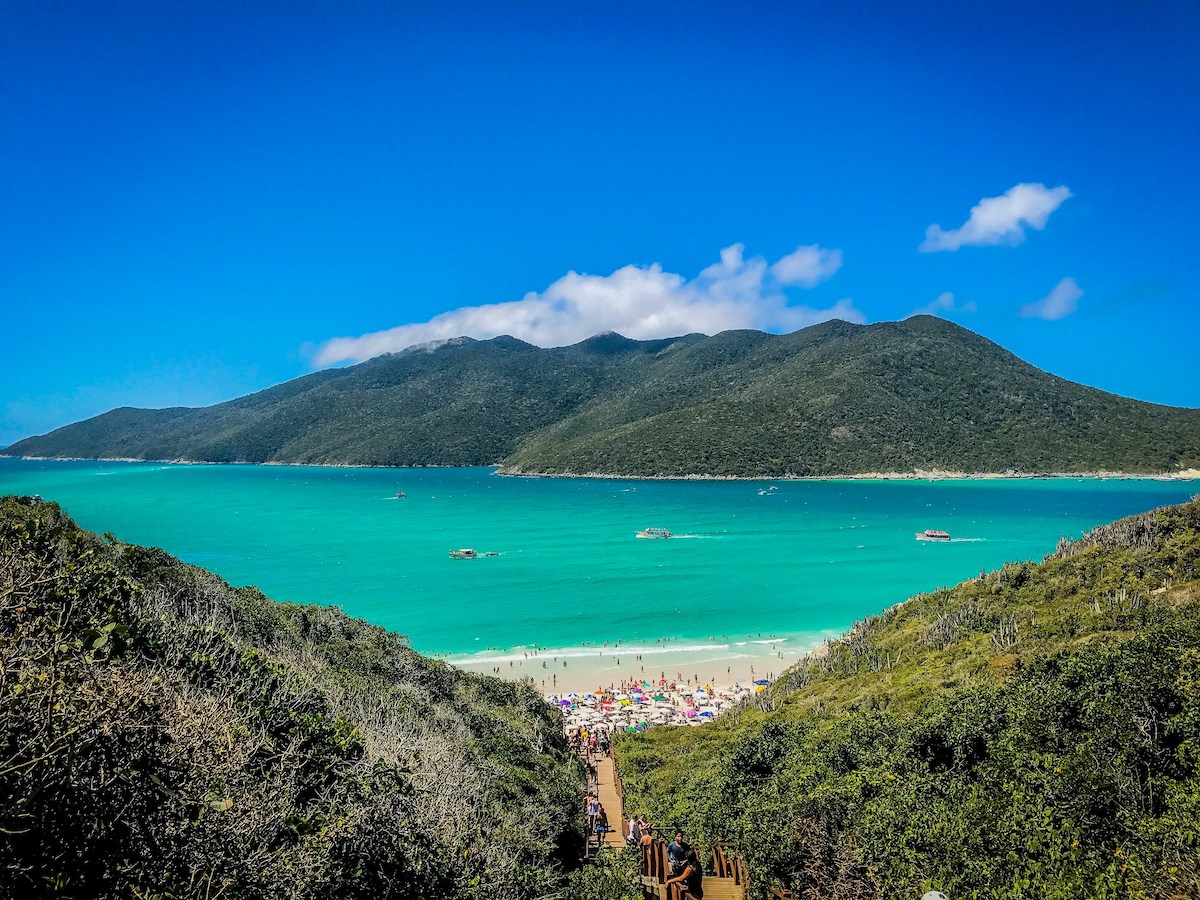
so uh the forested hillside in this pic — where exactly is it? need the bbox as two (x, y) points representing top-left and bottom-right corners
(0, 496), (583, 900)
(6, 318), (1200, 477)
(616, 498), (1200, 899)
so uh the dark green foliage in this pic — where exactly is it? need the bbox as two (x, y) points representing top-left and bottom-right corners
(565, 847), (643, 900)
(617, 499), (1200, 898)
(7, 318), (1200, 476)
(0, 496), (583, 900)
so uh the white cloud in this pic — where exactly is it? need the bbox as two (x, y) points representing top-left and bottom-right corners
(1020, 277), (1082, 321)
(313, 243), (857, 366)
(908, 291), (977, 318)
(920, 183), (1072, 252)
(770, 244), (843, 286)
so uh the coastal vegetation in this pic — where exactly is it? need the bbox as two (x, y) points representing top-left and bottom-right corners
(7, 317), (1200, 478)
(4, 493), (1200, 898)
(0, 495), (582, 900)
(616, 497), (1200, 898)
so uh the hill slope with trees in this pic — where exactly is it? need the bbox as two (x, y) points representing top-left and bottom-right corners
(6, 317), (1200, 476)
(0, 495), (583, 900)
(616, 498), (1200, 899)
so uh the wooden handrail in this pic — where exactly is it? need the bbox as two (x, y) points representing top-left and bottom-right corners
(638, 835), (749, 899)
(663, 883), (702, 900)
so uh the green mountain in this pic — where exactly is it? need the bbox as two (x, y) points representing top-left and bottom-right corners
(616, 498), (1200, 898)
(7, 317), (1200, 476)
(0, 496), (582, 900)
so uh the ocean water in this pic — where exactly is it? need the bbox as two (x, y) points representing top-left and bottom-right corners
(1, 459), (1194, 660)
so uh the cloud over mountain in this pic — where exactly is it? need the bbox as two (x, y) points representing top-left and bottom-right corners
(1021, 277), (1083, 320)
(920, 183), (1072, 252)
(313, 244), (857, 366)
(907, 291), (977, 318)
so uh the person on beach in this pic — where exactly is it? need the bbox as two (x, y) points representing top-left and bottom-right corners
(663, 846), (703, 899)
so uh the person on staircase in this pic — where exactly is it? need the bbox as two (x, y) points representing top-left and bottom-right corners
(626, 813), (643, 846)
(663, 845), (703, 899)
(585, 794), (599, 835)
(667, 832), (688, 876)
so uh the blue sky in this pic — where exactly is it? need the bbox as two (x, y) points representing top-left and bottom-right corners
(3, 2), (1198, 447)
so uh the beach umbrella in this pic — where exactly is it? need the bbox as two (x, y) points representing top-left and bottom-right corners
(699, 711), (714, 718)
(685, 709), (697, 718)
(652, 694), (667, 701)
(619, 699), (631, 706)
(614, 693), (628, 700)
(754, 679), (769, 686)
(755, 685), (766, 693)
(566, 693), (579, 699)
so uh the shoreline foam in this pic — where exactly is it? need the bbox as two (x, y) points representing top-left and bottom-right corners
(444, 631), (836, 697)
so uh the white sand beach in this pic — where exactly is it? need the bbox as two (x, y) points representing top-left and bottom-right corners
(450, 632), (830, 699)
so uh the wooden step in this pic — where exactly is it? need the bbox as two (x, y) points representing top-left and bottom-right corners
(647, 877), (744, 900)
(702, 877), (745, 899)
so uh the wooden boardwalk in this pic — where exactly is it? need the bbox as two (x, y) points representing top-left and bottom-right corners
(586, 749), (745, 900)
(592, 753), (628, 851)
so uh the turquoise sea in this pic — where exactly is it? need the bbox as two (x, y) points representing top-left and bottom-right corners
(1, 459), (1195, 661)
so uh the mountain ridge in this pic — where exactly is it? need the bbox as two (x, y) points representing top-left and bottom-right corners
(7, 317), (1200, 477)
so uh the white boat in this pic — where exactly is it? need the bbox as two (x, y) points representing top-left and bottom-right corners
(449, 548), (478, 559)
(636, 527), (671, 539)
(915, 529), (951, 542)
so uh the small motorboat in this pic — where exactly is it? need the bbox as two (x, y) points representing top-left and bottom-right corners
(449, 548), (478, 559)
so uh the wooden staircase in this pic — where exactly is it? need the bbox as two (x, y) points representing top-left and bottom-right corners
(581, 747), (746, 900)
(637, 837), (747, 900)
(592, 754), (627, 852)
